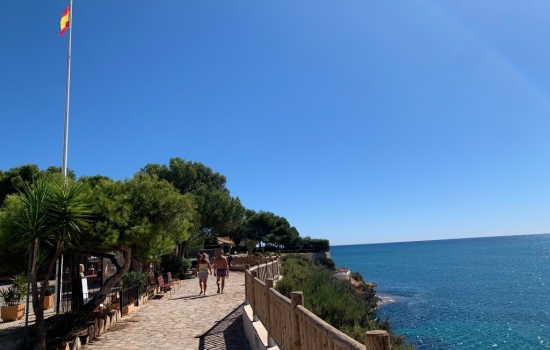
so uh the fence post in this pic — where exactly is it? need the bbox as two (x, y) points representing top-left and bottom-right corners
(265, 278), (274, 332)
(245, 265), (251, 305)
(250, 269), (257, 314)
(137, 281), (141, 306)
(365, 330), (390, 350)
(119, 289), (123, 318)
(291, 291), (303, 350)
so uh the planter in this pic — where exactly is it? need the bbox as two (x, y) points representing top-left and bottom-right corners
(122, 303), (134, 315)
(108, 303), (120, 311)
(43, 295), (54, 310)
(1, 304), (25, 322)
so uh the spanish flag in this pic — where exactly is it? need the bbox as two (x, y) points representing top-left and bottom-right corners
(60, 5), (70, 36)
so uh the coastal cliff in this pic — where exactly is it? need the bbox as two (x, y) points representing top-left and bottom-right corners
(276, 253), (414, 350)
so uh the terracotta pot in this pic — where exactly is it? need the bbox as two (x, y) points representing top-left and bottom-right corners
(43, 295), (54, 310)
(1, 304), (25, 322)
(108, 303), (120, 310)
(122, 303), (134, 315)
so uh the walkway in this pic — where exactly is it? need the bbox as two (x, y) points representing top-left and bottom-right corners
(85, 271), (250, 350)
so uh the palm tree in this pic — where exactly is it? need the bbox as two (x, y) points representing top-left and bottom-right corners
(0, 177), (92, 350)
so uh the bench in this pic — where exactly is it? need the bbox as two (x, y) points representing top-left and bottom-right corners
(157, 276), (173, 294)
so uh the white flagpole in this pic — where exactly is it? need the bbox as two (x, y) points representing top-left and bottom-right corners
(62, 0), (73, 176)
(56, 0), (73, 314)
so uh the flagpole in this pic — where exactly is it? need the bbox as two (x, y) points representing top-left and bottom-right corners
(56, 0), (73, 315)
(62, 0), (73, 177)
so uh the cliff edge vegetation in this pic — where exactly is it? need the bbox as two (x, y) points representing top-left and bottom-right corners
(276, 254), (414, 350)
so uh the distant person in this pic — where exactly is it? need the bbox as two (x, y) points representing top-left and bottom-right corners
(195, 253), (212, 295)
(195, 253), (202, 292)
(214, 251), (229, 293)
(226, 254), (233, 277)
(227, 254), (233, 268)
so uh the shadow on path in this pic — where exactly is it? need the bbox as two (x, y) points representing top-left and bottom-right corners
(198, 303), (251, 350)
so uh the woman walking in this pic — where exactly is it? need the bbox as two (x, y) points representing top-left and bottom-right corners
(195, 253), (212, 295)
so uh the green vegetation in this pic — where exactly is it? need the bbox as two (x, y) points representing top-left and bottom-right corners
(0, 274), (28, 306)
(0, 159), (331, 348)
(121, 271), (147, 295)
(0, 177), (92, 350)
(276, 254), (414, 350)
(160, 255), (183, 276)
(350, 271), (364, 282)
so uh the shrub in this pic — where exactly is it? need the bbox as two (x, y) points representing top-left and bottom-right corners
(300, 237), (330, 251)
(43, 282), (53, 296)
(276, 255), (414, 350)
(121, 271), (147, 295)
(350, 272), (364, 282)
(317, 256), (336, 270)
(0, 274), (28, 306)
(182, 258), (191, 270)
(160, 255), (183, 275)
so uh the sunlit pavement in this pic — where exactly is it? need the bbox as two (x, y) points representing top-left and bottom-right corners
(84, 271), (250, 350)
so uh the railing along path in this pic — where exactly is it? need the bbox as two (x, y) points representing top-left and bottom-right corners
(243, 256), (391, 350)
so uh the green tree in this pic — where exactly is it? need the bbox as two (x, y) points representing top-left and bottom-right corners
(0, 177), (92, 350)
(245, 211), (300, 251)
(140, 157), (245, 253)
(81, 174), (195, 313)
(0, 165), (76, 207)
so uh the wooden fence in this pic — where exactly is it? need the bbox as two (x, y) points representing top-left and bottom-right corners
(245, 257), (391, 350)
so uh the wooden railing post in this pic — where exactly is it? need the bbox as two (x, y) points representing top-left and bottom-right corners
(250, 269), (257, 313)
(245, 265), (251, 305)
(291, 291), (303, 350)
(265, 278), (274, 343)
(365, 330), (390, 350)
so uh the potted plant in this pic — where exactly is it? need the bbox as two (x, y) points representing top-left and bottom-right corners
(42, 282), (54, 310)
(0, 274), (28, 322)
(122, 297), (135, 315)
(108, 296), (120, 310)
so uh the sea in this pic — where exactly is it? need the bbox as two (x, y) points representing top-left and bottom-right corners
(330, 234), (550, 349)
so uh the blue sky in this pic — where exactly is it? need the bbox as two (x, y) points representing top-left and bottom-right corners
(2, 1), (550, 245)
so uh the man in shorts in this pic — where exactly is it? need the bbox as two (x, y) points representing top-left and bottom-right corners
(214, 250), (229, 294)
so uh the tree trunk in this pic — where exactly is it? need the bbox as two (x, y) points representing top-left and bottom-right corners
(32, 242), (64, 350)
(180, 241), (189, 258)
(28, 240), (44, 350)
(84, 247), (132, 315)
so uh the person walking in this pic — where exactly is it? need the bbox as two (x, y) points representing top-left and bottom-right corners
(214, 250), (229, 294)
(195, 253), (202, 293)
(195, 253), (212, 295)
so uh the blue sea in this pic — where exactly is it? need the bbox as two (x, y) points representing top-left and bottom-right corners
(331, 234), (550, 349)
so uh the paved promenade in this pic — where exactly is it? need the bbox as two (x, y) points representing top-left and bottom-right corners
(85, 271), (250, 350)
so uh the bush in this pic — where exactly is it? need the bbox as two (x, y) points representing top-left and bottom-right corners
(276, 255), (414, 350)
(350, 272), (364, 282)
(160, 255), (183, 275)
(317, 256), (336, 270)
(121, 271), (147, 295)
(43, 281), (52, 296)
(300, 237), (330, 251)
(182, 258), (191, 270)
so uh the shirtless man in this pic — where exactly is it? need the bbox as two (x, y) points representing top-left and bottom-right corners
(214, 251), (229, 294)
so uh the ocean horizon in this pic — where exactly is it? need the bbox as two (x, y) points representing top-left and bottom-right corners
(331, 234), (550, 349)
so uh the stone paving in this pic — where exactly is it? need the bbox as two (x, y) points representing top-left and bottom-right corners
(84, 271), (251, 350)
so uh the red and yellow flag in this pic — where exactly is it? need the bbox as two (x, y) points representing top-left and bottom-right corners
(60, 5), (70, 36)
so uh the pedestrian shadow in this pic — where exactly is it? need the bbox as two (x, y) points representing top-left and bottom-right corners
(197, 303), (250, 350)
(170, 294), (215, 301)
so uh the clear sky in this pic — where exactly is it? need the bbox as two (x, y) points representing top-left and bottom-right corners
(1, 1), (550, 246)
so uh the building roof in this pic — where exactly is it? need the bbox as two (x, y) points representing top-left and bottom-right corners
(217, 237), (235, 245)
